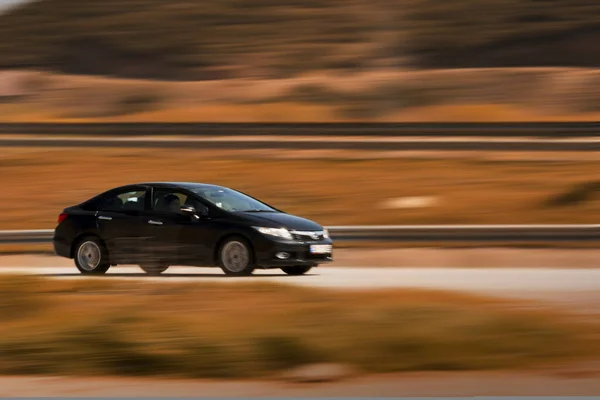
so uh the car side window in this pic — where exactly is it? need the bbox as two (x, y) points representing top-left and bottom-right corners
(153, 190), (186, 214)
(98, 190), (146, 212)
(153, 189), (208, 215)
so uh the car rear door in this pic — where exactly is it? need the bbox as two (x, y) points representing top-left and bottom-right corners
(95, 186), (150, 264)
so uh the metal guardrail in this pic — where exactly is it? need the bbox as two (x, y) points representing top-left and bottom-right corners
(326, 225), (600, 242)
(1, 122), (600, 137)
(1, 225), (598, 245)
(0, 230), (54, 244)
(2, 123), (599, 151)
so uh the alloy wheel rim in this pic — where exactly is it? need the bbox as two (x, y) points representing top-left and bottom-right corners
(222, 241), (249, 272)
(77, 241), (102, 271)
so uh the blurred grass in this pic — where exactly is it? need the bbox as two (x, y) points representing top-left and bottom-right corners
(0, 149), (598, 229)
(267, 82), (442, 119)
(0, 275), (597, 378)
(545, 181), (600, 207)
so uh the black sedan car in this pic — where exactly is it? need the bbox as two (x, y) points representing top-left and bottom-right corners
(53, 182), (333, 276)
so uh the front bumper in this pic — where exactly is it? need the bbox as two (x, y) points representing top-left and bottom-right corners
(254, 237), (334, 268)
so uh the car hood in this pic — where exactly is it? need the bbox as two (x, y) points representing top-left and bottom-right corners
(237, 211), (323, 231)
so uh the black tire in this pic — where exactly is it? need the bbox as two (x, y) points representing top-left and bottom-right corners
(139, 263), (169, 276)
(73, 237), (111, 275)
(281, 266), (313, 276)
(218, 236), (255, 276)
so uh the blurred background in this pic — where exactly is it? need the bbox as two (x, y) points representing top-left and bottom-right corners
(0, 0), (599, 397)
(0, 0), (596, 230)
(1, 0), (600, 122)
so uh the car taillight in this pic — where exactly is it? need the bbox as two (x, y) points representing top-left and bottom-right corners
(57, 213), (68, 224)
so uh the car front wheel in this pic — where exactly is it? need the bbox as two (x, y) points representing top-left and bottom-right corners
(281, 266), (313, 275)
(74, 237), (111, 275)
(218, 237), (255, 276)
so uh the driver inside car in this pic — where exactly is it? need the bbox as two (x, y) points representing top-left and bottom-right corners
(163, 194), (181, 213)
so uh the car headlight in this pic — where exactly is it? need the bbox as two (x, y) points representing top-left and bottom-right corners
(253, 227), (293, 240)
(323, 228), (329, 239)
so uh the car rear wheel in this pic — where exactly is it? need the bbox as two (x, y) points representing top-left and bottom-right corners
(139, 263), (169, 276)
(281, 266), (313, 275)
(218, 237), (255, 276)
(74, 238), (110, 275)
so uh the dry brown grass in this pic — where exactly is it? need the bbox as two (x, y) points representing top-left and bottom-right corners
(8, 103), (599, 124)
(0, 148), (598, 230)
(0, 275), (597, 378)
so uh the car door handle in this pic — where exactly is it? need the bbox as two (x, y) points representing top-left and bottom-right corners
(98, 216), (112, 221)
(148, 220), (163, 225)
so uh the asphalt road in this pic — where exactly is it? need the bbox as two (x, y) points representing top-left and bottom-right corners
(2, 261), (599, 311)
(2, 369), (600, 397)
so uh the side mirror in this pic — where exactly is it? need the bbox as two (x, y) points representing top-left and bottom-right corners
(180, 205), (209, 219)
(180, 205), (198, 219)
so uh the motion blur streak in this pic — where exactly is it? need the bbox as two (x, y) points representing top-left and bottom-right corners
(1, 0), (600, 396)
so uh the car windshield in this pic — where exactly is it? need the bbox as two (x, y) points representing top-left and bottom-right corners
(190, 186), (277, 213)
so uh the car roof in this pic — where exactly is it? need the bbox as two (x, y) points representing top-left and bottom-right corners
(92, 182), (228, 198)
(82, 182), (232, 205)
(132, 182), (226, 190)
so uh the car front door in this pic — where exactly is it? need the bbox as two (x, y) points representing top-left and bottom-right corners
(144, 188), (214, 265)
(95, 187), (150, 264)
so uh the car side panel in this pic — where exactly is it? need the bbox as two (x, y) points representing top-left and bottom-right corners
(53, 208), (100, 258)
(97, 211), (150, 264)
(153, 217), (258, 267)
(93, 185), (152, 265)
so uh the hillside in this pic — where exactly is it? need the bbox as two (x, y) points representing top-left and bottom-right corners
(0, 0), (599, 80)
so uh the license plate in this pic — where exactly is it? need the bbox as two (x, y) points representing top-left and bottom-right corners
(309, 244), (332, 254)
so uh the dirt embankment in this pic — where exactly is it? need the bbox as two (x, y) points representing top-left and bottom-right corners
(5, 68), (600, 122)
